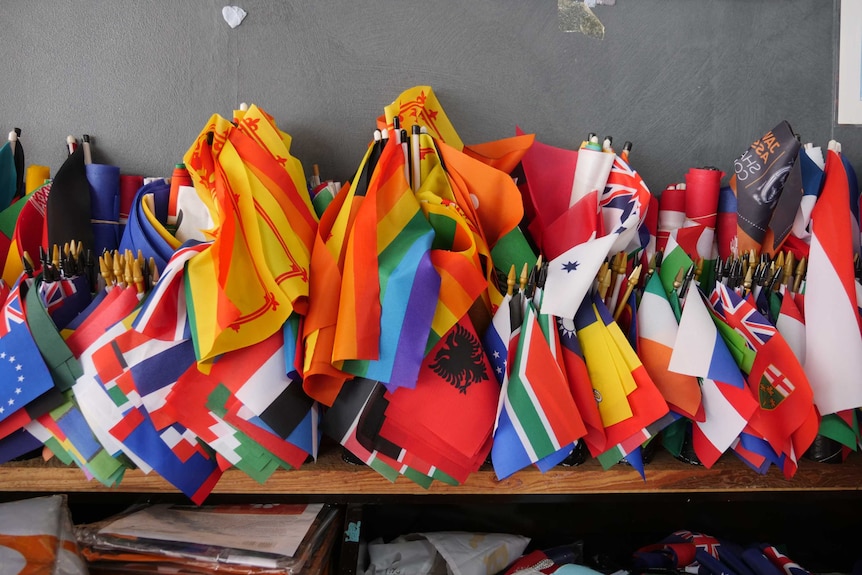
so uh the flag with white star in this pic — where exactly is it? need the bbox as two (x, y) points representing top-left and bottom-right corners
(0, 281), (56, 424)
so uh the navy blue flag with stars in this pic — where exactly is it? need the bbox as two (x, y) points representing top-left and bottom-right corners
(0, 279), (55, 423)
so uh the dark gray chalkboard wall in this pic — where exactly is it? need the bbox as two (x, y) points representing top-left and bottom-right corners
(1, 0), (860, 194)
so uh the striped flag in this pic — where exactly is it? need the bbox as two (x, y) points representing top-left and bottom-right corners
(804, 143), (862, 415)
(335, 138), (440, 390)
(320, 377), (399, 483)
(497, 301), (584, 470)
(637, 272), (702, 421)
(302, 174), (360, 406)
(585, 292), (671, 469)
(657, 184), (686, 254)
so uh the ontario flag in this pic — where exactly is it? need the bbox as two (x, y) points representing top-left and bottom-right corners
(709, 283), (818, 475)
(804, 142), (862, 415)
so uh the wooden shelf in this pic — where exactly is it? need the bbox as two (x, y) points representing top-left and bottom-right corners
(2, 447), (861, 497)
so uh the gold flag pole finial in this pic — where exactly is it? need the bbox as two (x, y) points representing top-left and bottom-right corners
(507, 264), (516, 297)
(613, 264), (642, 321)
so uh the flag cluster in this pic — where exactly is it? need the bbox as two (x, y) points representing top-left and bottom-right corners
(0, 94), (859, 501)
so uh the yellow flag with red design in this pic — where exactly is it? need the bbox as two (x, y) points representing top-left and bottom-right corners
(379, 86), (464, 151)
(183, 106), (317, 362)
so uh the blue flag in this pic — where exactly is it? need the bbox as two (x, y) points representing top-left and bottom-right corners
(0, 280), (56, 423)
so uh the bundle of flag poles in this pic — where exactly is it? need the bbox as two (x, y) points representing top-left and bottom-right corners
(0, 90), (859, 502)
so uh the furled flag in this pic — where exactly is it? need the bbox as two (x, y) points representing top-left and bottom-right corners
(657, 184), (686, 254)
(1, 182), (50, 287)
(804, 142), (862, 415)
(657, 235), (692, 319)
(715, 184), (737, 261)
(675, 167), (722, 287)
(416, 168), (495, 351)
(183, 105), (317, 362)
(302, 175), (359, 406)
(570, 144), (614, 209)
(436, 137), (525, 307)
(789, 145), (825, 246)
(0, 135), (17, 209)
(118, 179), (180, 274)
(730, 121), (801, 255)
(46, 147), (95, 258)
(669, 284), (757, 467)
(761, 151), (805, 257)
(86, 163), (121, 256)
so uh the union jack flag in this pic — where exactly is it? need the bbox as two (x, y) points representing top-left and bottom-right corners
(761, 545), (811, 575)
(600, 155), (651, 245)
(38, 279), (77, 315)
(0, 282), (25, 337)
(710, 283), (776, 347)
(673, 530), (721, 558)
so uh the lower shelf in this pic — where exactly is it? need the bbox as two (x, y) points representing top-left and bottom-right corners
(2, 446), (861, 496)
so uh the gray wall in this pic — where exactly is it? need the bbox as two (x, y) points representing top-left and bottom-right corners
(1, 0), (860, 194)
